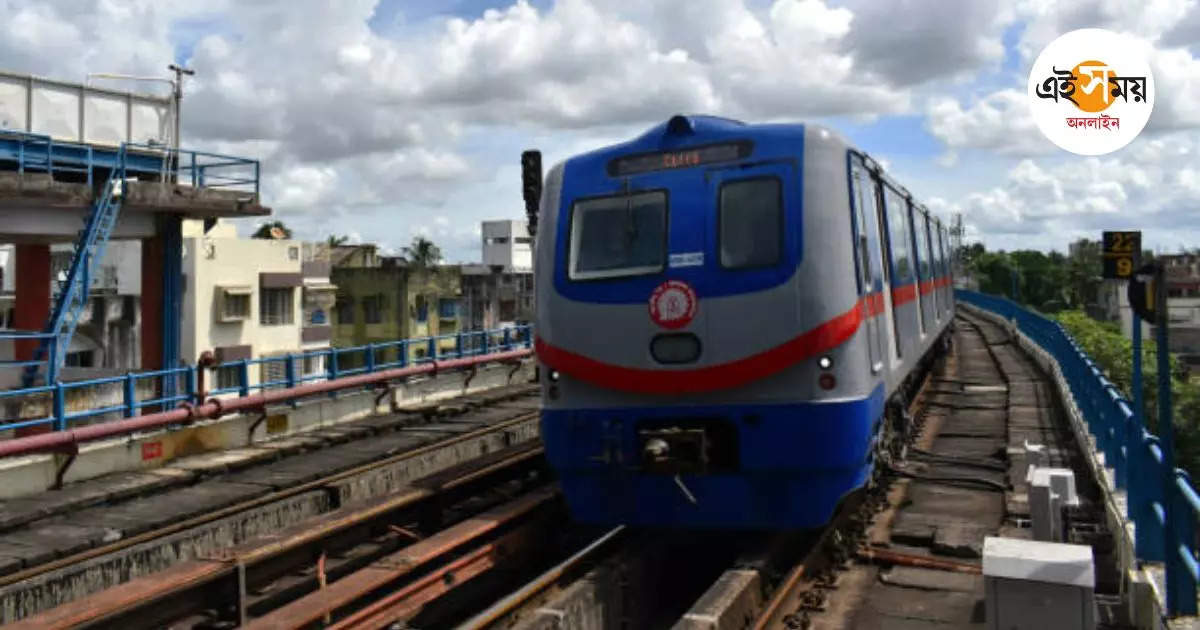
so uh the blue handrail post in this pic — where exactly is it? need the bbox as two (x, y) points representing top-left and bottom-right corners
(482, 330), (490, 356)
(185, 367), (197, 404)
(503, 328), (512, 351)
(525, 325), (533, 348)
(1142, 435), (1167, 563)
(52, 382), (65, 431)
(455, 332), (464, 358)
(238, 360), (250, 397)
(1172, 469), (1198, 616)
(327, 349), (340, 400)
(285, 355), (297, 389)
(123, 372), (136, 418)
(427, 338), (436, 362)
(365, 344), (376, 373)
(399, 341), (408, 368)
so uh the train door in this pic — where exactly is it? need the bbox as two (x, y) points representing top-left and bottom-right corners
(908, 205), (927, 337)
(924, 214), (940, 318)
(849, 156), (884, 373)
(877, 184), (903, 366)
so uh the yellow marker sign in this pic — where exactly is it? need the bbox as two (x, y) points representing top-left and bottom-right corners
(1102, 231), (1141, 279)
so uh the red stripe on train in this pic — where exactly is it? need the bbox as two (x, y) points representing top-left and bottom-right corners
(536, 299), (864, 395)
(891, 283), (917, 306)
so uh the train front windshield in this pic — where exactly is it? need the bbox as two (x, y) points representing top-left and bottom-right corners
(568, 191), (667, 281)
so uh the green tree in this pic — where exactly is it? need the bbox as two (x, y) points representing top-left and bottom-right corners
(400, 236), (442, 268)
(252, 220), (292, 239)
(1054, 310), (1200, 479)
(326, 234), (351, 247)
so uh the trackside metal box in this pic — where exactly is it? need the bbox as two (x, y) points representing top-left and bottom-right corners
(982, 537), (1096, 630)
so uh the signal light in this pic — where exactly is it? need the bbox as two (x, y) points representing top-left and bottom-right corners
(818, 373), (836, 390)
(818, 355), (833, 370)
(521, 150), (542, 237)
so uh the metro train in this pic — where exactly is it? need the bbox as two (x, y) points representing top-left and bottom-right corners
(528, 115), (955, 529)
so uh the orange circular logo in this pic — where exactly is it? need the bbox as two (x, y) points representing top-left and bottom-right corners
(1070, 60), (1117, 113)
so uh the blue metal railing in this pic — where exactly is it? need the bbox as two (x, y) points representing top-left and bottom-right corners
(0, 129), (261, 195)
(0, 325), (533, 434)
(957, 289), (1198, 617)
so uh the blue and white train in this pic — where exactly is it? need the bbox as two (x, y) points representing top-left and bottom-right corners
(530, 115), (955, 529)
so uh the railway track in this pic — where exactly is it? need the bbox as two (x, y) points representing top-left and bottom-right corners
(13, 440), (553, 629)
(671, 317), (956, 630)
(678, 309), (1120, 629)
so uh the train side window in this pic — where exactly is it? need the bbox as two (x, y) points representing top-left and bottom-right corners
(849, 164), (873, 292)
(569, 190), (667, 280)
(935, 223), (946, 277)
(719, 177), (782, 269)
(912, 208), (931, 284)
(882, 185), (912, 281)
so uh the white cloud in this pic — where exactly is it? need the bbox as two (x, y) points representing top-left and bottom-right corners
(939, 131), (1200, 252)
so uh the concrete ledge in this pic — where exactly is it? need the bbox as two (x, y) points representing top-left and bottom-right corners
(0, 172), (90, 207)
(0, 359), (536, 499)
(123, 180), (270, 217)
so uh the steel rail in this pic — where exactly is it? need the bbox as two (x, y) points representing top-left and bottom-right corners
(752, 337), (940, 629)
(9, 443), (548, 630)
(0, 407), (540, 590)
(0, 348), (532, 459)
(245, 485), (561, 629)
(456, 525), (627, 629)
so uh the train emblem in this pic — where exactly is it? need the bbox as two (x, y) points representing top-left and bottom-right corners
(648, 280), (697, 329)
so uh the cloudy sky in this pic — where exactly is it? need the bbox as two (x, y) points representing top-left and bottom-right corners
(5, 0), (1200, 262)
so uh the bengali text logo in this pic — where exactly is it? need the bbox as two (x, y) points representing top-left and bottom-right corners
(1027, 29), (1154, 155)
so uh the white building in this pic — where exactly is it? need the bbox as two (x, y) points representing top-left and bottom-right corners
(482, 220), (532, 272)
(460, 219), (535, 332)
(181, 220), (336, 392)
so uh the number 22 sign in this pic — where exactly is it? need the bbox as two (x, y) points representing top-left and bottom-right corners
(1102, 231), (1141, 279)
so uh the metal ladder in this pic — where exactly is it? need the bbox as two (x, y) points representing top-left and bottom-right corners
(22, 145), (127, 387)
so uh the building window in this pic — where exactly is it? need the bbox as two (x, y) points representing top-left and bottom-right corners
(215, 365), (240, 390)
(260, 288), (294, 325)
(336, 297), (354, 324)
(65, 350), (95, 368)
(261, 356), (288, 386)
(415, 295), (428, 322)
(515, 236), (532, 244)
(217, 287), (252, 322)
(439, 298), (458, 320)
(288, 246), (299, 260)
(302, 354), (326, 378)
(488, 237), (509, 245)
(363, 295), (383, 324)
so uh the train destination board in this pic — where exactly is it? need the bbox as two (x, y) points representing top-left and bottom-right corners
(1102, 230), (1141, 279)
(608, 141), (752, 176)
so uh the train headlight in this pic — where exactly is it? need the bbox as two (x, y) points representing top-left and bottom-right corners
(549, 370), (560, 382)
(651, 334), (701, 364)
(818, 355), (833, 370)
(818, 373), (837, 390)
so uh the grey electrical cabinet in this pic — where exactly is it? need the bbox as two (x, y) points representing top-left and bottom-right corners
(982, 537), (1096, 630)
